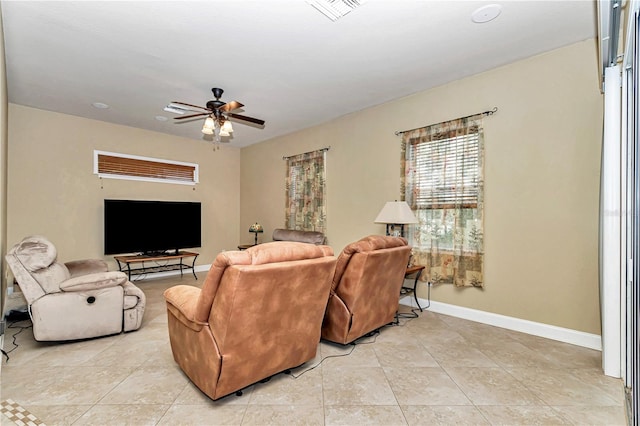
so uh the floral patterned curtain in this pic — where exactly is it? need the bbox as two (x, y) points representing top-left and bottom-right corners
(285, 149), (327, 233)
(401, 116), (484, 287)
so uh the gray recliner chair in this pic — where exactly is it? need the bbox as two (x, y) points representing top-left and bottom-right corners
(5, 235), (146, 341)
(272, 228), (326, 244)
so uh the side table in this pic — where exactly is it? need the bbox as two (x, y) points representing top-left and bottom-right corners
(237, 244), (256, 251)
(402, 265), (426, 312)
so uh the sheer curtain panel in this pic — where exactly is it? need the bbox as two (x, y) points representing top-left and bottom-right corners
(285, 149), (327, 233)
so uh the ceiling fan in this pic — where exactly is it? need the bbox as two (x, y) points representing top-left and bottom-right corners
(164, 87), (265, 138)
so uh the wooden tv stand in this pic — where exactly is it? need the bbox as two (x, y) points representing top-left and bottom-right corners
(114, 251), (199, 280)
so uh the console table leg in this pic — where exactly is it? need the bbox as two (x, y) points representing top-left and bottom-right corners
(413, 270), (423, 312)
(191, 255), (198, 280)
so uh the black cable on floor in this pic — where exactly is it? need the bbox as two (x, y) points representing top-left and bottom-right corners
(288, 330), (380, 379)
(1, 320), (32, 363)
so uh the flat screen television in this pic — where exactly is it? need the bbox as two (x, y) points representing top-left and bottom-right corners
(104, 199), (201, 255)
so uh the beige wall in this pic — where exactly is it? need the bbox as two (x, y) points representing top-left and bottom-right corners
(241, 40), (603, 334)
(7, 105), (240, 270)
(0, 8), (8, 314)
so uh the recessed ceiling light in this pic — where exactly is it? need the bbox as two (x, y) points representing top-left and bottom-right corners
(92, 102), (109, 109)
(471, 4), (502, 24)
(155, 115), (168, 122)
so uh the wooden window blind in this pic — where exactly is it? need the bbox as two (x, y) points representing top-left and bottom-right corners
(94, 151), (198, 185)
(411, 132), (479, 209)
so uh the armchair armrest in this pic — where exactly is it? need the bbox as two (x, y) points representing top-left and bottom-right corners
(60, 271), (127, 292)
(65, 259), (109, 277)
(122, 281), (144, 298)
(122, 281), (146, 311)
(164, 285), (206, 332)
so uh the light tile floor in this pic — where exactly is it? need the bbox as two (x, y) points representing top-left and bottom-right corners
(0, 272), (628, 425)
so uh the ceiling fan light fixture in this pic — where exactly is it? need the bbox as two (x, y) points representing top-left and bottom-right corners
(203, 116), (215, 130)
(221, 120), (233, 133)
(307, 0), (367, 21)
(169, 86), (264, 140)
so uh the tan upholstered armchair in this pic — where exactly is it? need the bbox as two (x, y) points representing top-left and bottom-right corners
(321, 235), (411, 345)
(5, 235), (146, 341)
(164, 242), (337, 400)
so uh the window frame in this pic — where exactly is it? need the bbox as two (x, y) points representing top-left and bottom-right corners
(93, 150), (199, 186)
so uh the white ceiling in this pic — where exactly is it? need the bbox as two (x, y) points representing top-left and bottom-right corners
(1, 1), (597, 148)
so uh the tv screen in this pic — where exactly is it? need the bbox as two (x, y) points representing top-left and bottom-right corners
(104, 199), (201, 255)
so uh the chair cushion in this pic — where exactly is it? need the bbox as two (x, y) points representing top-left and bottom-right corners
(248, 241), (333, 264)
(193, 242), (334, 323)
(60, 271), (127, 292)
(31, 263), (70, 294)
(272, 228), (326, 245)
(65, 259), (109, 277)
(332, 235), (408, 289)
(12, 235), (58, 271)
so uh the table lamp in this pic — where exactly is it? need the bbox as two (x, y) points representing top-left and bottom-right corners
(374, 201), (418, 237)
(249, 222), (264, 245)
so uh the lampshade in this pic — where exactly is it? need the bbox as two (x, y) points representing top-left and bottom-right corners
(201, 126), (214, 135)
(203, 116), (215, 130)
(221, 120), (233, 133)
(374, 201), (418, 224)
(219, 129), (230, 137)
(249, 223), (264, 233)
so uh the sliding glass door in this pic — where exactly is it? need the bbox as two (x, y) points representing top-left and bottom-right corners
(624, 8), (640, 424)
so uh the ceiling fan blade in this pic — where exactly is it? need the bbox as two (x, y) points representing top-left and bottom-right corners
(217, 101), (244, 112)
(172, 101), (210, 112)
(174, 112), (210, 120)
(227, 112), (265, 126)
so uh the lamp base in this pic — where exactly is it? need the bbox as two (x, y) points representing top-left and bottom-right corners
(385, 224), (405, 238)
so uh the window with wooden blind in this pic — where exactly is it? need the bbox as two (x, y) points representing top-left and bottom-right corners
(401, 115), (485, 287)
(94, 151), (198, 185)
(411, 132), (480, 209)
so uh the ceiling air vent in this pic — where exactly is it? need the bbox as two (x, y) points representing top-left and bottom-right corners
(307, 0), (367, 21)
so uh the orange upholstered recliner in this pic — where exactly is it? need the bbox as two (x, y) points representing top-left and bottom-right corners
(163, 241), (337, 400)
(321, 235), (411, 345)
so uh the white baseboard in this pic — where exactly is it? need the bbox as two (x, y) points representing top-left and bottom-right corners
(400, 295), (602, 351)
(133, 268), (602, 351)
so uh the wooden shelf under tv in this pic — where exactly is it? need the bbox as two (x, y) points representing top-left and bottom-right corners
(114, 251), (199, 280)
